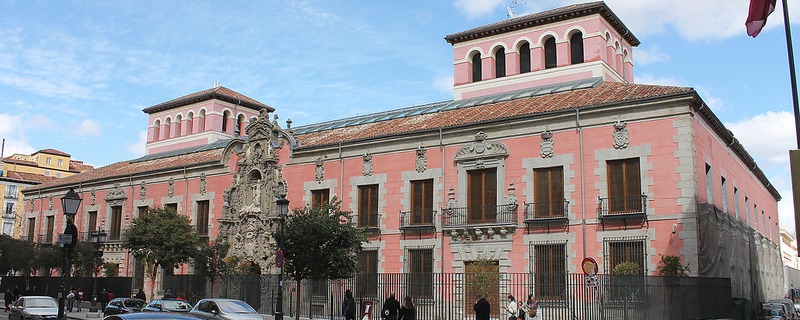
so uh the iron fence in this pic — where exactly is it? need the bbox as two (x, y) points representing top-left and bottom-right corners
(207, 273), (732, 320)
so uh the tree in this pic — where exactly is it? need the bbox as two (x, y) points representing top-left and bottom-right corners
(71, 242), (97, 277)
(656, 255), (689, 277)
(193, 240), (229, 296)
(123, 206), (200, 300)
(274, 198), (366, 320)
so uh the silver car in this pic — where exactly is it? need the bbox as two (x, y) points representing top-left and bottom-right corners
(9, 296), (59, 320)
(189, 298), (266, 320)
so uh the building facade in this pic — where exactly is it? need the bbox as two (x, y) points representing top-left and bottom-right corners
(22, 1), (782, 312)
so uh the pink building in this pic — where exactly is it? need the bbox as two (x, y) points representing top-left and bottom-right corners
(23, 1), (781, 316)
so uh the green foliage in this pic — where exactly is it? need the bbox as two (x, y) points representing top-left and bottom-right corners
(122, 206), (200, 297)
(102, 262), (119, 276)
(613, 261), (641, 276)
(193, 240), (229, 293)
(275, 197), (366, 282)
(466, 259), (500, 299)
(71, 242), (98, 277)
(656, 255), (689, 277)
(35, 245), (62, 276)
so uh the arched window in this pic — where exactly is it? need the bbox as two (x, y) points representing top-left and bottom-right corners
(237, 114), (246, 136)
(199, 109), (206, 131)
(222, 110), (230, 133)
(570, 31), (584, 64)
(544, 36), (557, 69)
(165, 117), (172, 139)
(153, 120), (161, 141)
(175, 115), (182, 137)
(494, 47), (506, 78)
(186, 112), (194, 134)
(519, 42), (531, 73)
(471, 52), (482, 82)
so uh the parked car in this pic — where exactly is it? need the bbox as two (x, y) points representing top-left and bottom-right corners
(765, 302), (791, 320)
(8, 295), (59, 320)
(104, 297), (147, 316)
(103, 312), (203, 320)
(143, 298), (194, 313)
(768, 299), (800, 320)
(189, 298), (266, 320)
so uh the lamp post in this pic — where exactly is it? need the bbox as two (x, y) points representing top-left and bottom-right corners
(88, 229), (107, 313)
(275, 196), (289, 320)
(58, 188), (81, 320)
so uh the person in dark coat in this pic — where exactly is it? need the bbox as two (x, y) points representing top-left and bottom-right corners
(134, 289), (146, 301)
(4, 288), (13, 311)
(163, 289), (176, 299)
(342, 289), (356, 320)
(381, 292), (400, 320)
(474, 294), (490, 320)
(99, 288), (109, 312)
(398, 296), (415, 320)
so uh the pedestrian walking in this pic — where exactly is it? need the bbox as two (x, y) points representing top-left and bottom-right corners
(524, 294), (539, 319)
(381, 292), (400, 320)
(135, 288), (146, 301)
(66, 288), (76, 312)
(503, 294), (518, 320)
(99, 288), (109, 312)
(342, 289), (356, 320)
(4, 288), (13, 312)
(474, 294), (490, 320)
(76, 288), (83, 312)
(398, 296), (415, 320)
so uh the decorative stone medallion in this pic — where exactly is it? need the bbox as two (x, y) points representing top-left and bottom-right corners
(139, 181), (146, 201)
(613, 121), (629, 149)
(200, 173), (207, 195)
(315, 157), (324, 182)
(168, 177), (175, 198)
(90, 189), (96, 206)
(540, 130), (554, 158)
(362, 153), (373, 176)
(415, 147), (427, 173)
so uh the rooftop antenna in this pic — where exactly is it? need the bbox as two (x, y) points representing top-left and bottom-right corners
(507, 0), (518, 19)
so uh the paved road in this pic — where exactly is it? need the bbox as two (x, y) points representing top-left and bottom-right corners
(0, 303), (103, 320)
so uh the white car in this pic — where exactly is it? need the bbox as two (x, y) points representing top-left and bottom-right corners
(8, 296), (59, 320)
(189, 298), (266, 320)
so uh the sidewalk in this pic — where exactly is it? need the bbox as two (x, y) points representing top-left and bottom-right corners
(66, 309), (103, 319)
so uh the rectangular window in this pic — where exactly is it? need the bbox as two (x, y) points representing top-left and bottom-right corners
(745, 197), (750, 225)
(137, 206), (148, 217)
(165, 203), (178, 213)
(734, 187), (740, 220)
(110, 205), (122, 240)
(5, 185), (17, 198)
(358, 185), (379, 228)
(533, 243), (567, 300)
(605, 240), (646, 275)
(607, 158), (641, 214)
(705, 164), (713, 204)
(468, 168), (497, 223)
(357, 250), (378, 297)
(46, 157), (51, 164)
(4, 202), (14, 216)
(311, 189), (330, 208)
(58, 159), (63, 166)
(721, 176), (728, 213)
(45, 216), (54, 243)
(408, 248), (433, 298)
(196, 200), (209, 236)
(410, 179), (434, 225)
(754, 204), (759, 230)
(88, 211), (97, 233)
(534, 166), (565, 218)
(26, 217), (35, 241)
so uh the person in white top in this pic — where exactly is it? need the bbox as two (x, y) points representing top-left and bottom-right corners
(503, 295), (518, 320)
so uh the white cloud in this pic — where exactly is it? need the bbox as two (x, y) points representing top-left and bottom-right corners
(726, 111), (795, 166)
(433, 74), (454, 94)
(454, 0), (506, 19)
(695, 86), (725, 111)
(126, 130), (147, 158)
(634, 46), (670, 65)
(0, 113), (35, 157)
(76, 119), (102, 137)
(634, 73), (685, 87)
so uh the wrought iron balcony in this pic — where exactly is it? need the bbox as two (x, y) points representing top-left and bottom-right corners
(19, 235), (33, 242)
(598, 194), (647, 219)
(356, 212), (381, 235)
(442, 204), (518, 228)
(37, 234), (55, 244)
(524, 200), (569, 223)
(400, 210), (436, 233)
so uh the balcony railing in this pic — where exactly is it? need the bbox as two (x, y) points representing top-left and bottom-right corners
(598, 194), (647, 219)
(37, 234), (55, 244)
(524, 200), (569, 222)
(399, 210), (436, 228)
(19, 235), (33, 242)
(442, 204), (518, 228)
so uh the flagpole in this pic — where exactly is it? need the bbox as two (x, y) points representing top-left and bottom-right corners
(783, 0), (800, 147)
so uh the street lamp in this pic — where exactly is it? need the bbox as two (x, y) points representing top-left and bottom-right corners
(89, 229), (107, 313)
(275, 195), (289, 320)
(58, 188), (81, 320)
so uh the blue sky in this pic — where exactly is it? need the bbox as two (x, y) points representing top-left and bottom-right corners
(1, 0), (798, 232)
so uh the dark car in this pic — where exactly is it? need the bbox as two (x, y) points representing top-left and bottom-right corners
(189, 298), (266, 320)
(104, 297), (147, 316)
(103, 312), (203, 320)
(143, 298), (194, 313)
(8, 295), (59, 320)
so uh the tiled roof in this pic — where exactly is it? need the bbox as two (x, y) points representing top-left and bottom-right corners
(294, 81), (693, 148)
(444, 1), (640, 46)
(69, 160), (95, 172)
(35, 148), (71, 157)
(25, 146), (227, 192)
(142, 86), (274, 114)
(1, 171), (57, 184)
(2, 157), (38, 167)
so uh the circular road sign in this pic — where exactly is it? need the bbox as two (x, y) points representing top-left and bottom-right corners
(582, 257), (599, 276)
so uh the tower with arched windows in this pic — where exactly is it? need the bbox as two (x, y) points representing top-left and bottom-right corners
(446, 2), (638, 100)
(143, 86), (270, 155)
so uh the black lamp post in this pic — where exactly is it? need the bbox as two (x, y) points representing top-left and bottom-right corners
(89, 229), (107, 313)
(58, 188), (81, 320)
(275, 195), (289, 320)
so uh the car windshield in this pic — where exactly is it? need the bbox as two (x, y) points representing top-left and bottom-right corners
(25, 298), (58, 308)
(163, 300), (192, 311)
(124, 300), (146, 308)
(218, 300), (257, 314)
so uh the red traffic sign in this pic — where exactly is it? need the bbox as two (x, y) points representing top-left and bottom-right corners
(582, 257), (599, 276)
(276, 249), (284, 268)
